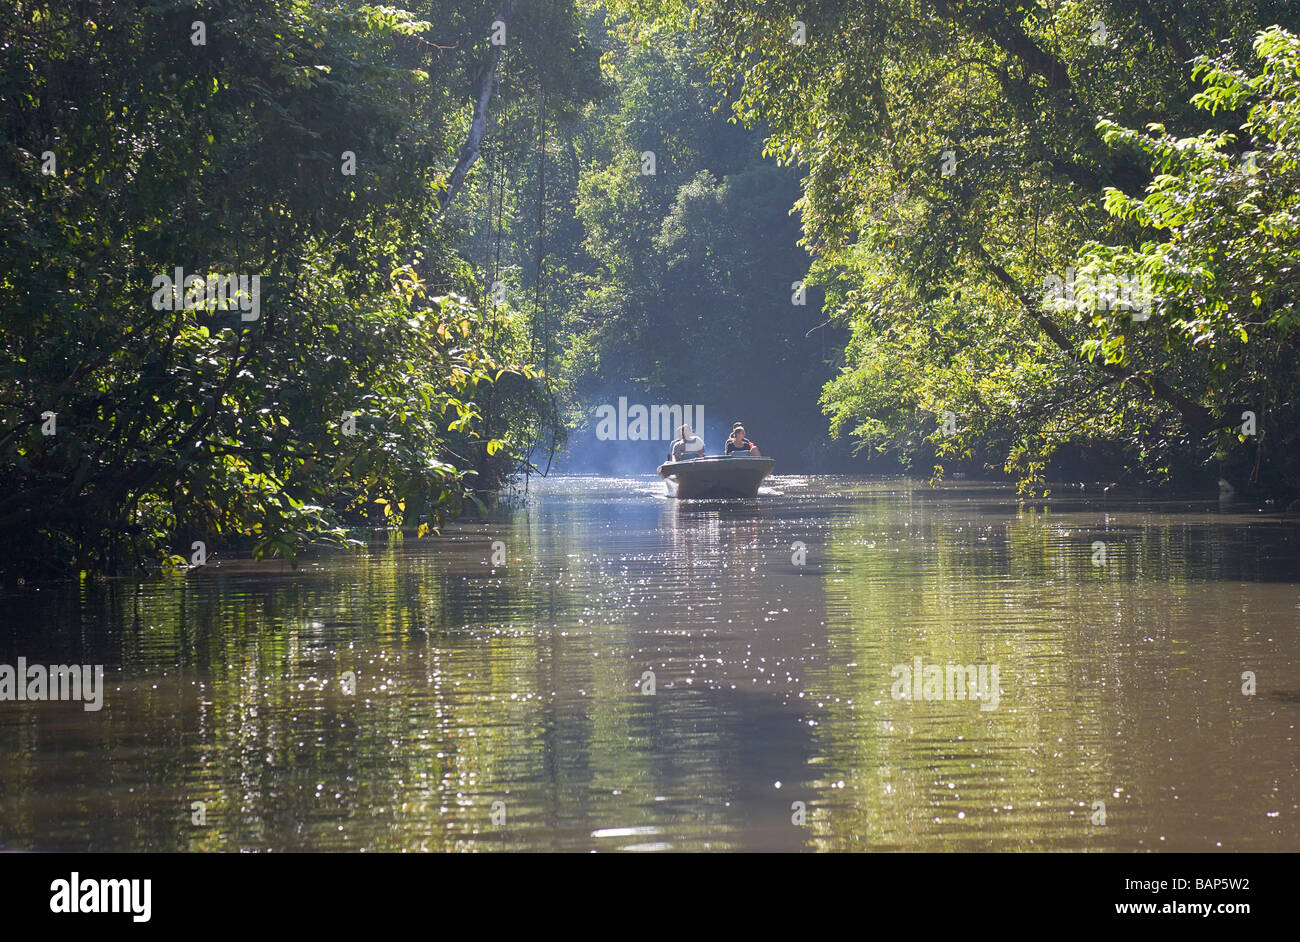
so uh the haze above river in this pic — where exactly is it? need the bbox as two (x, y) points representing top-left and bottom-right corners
(2, 476), (1297, 851)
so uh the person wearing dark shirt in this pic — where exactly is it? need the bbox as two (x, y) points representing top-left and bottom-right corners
(725, 424), (759, 456)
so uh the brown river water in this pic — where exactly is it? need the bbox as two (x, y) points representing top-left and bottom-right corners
(1, 476), (1297, 851)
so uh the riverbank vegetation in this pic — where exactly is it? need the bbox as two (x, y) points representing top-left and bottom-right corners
(3, 1), (1298, 575)
(610, 1), (1300, 498)
(1, 1), (599, 574)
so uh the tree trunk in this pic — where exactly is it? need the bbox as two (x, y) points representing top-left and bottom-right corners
(436, 3), (517, 221)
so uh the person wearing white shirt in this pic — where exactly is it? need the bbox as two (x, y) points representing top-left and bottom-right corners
(670, 424), (706, 461)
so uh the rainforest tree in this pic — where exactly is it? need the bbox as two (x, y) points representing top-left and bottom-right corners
(611, 0), (1300, 494)
(0, 0), (599, 574)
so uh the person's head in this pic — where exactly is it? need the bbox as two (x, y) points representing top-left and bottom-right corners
(731, 425), (745, 442)
(679, 424), (692, 441)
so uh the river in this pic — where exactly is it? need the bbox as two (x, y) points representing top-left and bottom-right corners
(1, 475), (1297, 851)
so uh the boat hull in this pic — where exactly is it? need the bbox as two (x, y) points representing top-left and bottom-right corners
(656, 456), (775, 499)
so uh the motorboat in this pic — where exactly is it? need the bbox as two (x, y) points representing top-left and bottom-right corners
(656, 455), (775, 498)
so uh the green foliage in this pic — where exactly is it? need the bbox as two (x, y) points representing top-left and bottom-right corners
(0, 0), (596, 575)
(1079, 26), (1300, 483)
(617, 0), (1300, 495)
(7, 0), (1298, 583)
(546, 13), (838, 458)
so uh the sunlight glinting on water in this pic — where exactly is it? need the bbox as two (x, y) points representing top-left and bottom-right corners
(0, 476), (1297, 851)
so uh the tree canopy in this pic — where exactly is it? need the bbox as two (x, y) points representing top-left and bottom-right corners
(610, 0), (1300, 494)
(0, 0), (600, 573)
(3, 0), (1298, 576)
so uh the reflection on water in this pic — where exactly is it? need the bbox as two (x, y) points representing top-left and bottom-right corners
(1, 477), (1297, 851)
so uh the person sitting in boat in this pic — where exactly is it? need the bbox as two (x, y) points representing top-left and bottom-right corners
(725, 424), (759, 456)
(671, 424), (706, 461)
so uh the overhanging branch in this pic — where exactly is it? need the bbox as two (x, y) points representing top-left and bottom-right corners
(972, 241), (1216, 435)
